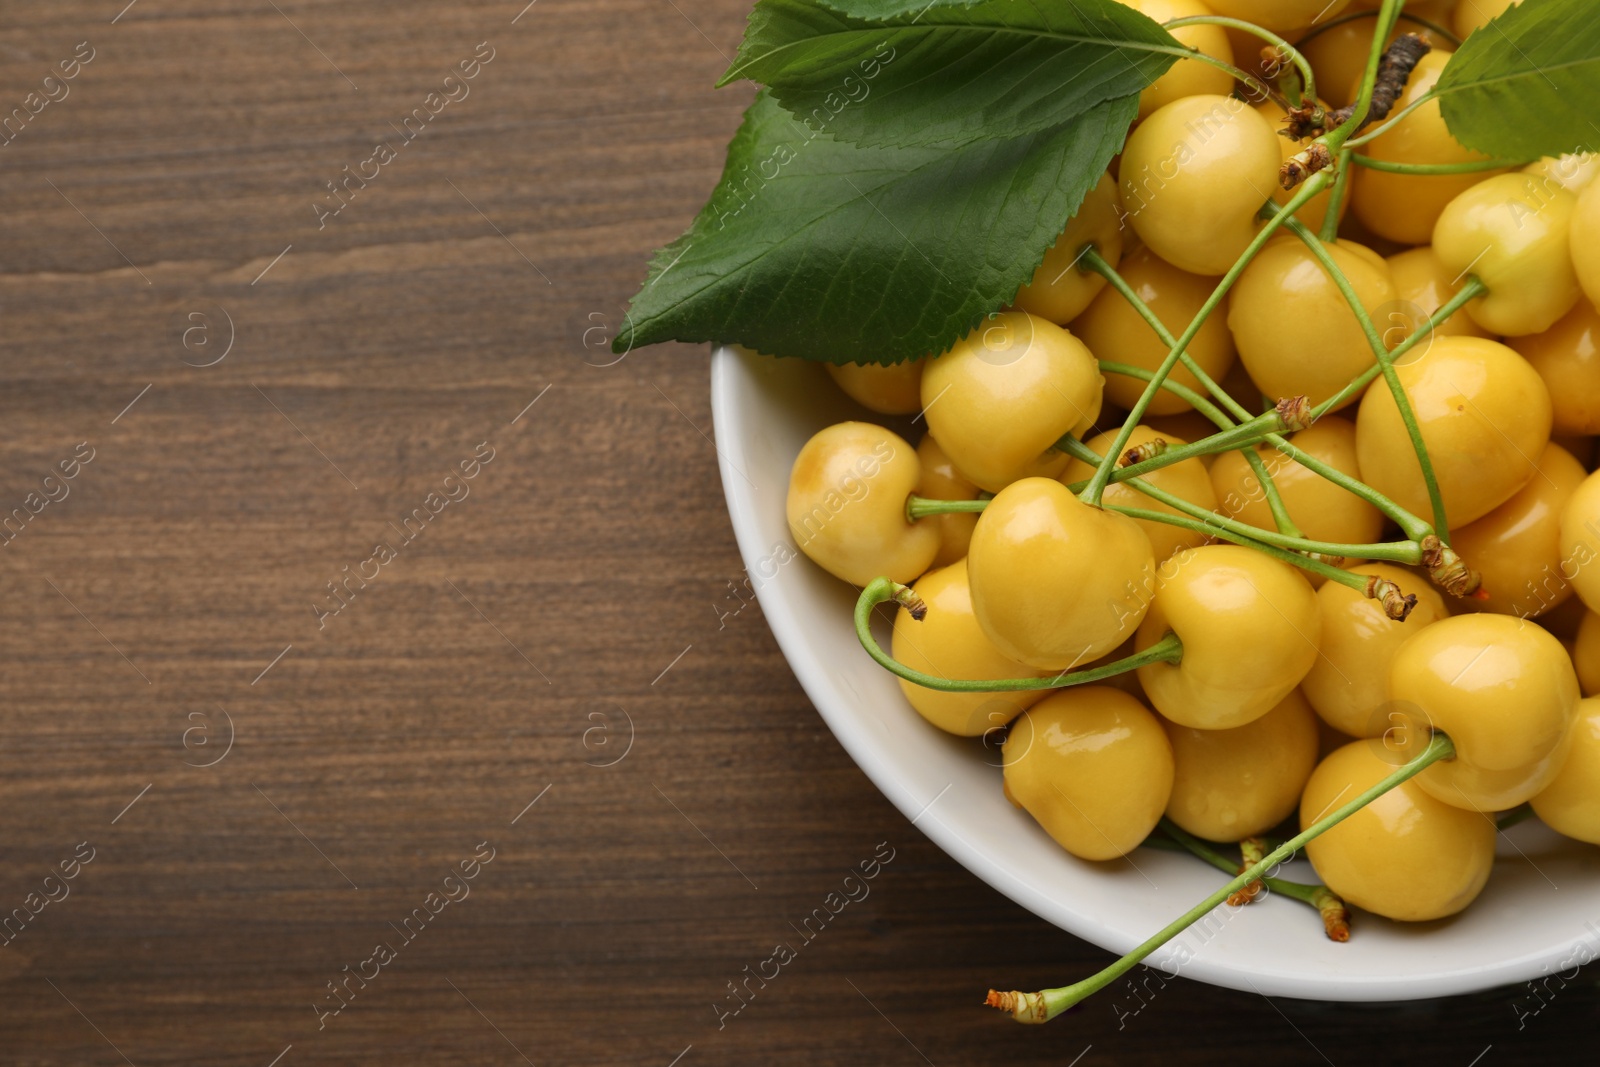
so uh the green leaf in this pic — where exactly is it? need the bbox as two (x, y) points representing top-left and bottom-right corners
(614, 89), (1136, 363)
(719, 0), (1179, 149)
(1436, 0), (1600, 159)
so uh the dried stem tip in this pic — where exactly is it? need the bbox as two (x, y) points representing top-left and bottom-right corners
(1312, 887), (1352, 942)
(890, 582), (927, 621)
(1120, 437), (1168, 467)
(1419, 536), (1484, 599)
(1279, 142), (1333, 190)
(984, 989), (1050, 1024)
(1327, 33), (1432, 132)
(1365, 575), (1418, 622)
(1228, 837), (1268, 906)
(1274, 395), (1315, 433)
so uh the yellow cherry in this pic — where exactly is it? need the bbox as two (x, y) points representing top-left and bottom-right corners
(1136, 545), (1322, 730)
(892, 560), (1048, 736)
(1568, 179), (1600, 319)
(1229, 236), (1396, 411)
(1076, 245), (1237, 417)
(1163, 688), (1320, 841)
(1302, 740), (1495, 921)
(786, 422), (939, 587)
(1351, 52), (1506, 245)
(1060, 425), (1219, 563)
(1115, 0), (1235, 119)
(1510, 300), (1600, 435)
(1530, 696), (1600, 844)
(1384, 246), (1493, 344)
(921, 312), (1102, 493)
(1451, 443), (1589, 619)
(1574, 610), (1600, 695)
(1355, 335), (1552, 528)
(1210, 416), (1385, 547)
(1433, 173), (1580, 337)
(915, 434), (980, 568)
(1388, 614), (1580, 812)
(1003, 686), (1174, 861)
(1559, 471), (1600, 614)
(824, 358), (924, 415)
(1012, 173), (1124, 325)
(1119, 94), (1282, 276)
(1302, 562), (1450, 738)
(968, 478), (1154, 670)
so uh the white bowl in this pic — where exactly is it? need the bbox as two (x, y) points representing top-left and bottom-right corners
(710, 343), (1600, 1002)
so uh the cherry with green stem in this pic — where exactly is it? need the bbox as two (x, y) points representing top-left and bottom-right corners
(852, 577), (1182, 694)
(985, 732), (1456, 1024)
(1152, 819), (1351, 941)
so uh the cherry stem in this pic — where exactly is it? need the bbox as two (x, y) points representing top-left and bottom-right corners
(1282, 214), (1452, 541)
(1077, 170), (1333, 509)
(1160, 14), (1315, 107)
(1152, 820), (1352, 940)
(1350, 154), (1524, 175)
(1319, 146), (1353, 242)
(986, 731), (1456, 1024)
(852, 577), (1183, 693)
(1081, 249), (1304, 539)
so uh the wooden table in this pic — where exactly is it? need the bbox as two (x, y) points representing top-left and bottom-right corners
(0, 1), (1588, 1063)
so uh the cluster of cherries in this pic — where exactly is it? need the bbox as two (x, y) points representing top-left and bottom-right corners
(780, 0), (1600, 1023)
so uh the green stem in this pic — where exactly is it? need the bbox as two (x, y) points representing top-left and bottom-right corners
(1081, 250), (1303, 539)
(1094, 361), (1235, 431)
(906, 496), (986, 521)
(988, 731), (1456, 1024)
(1078, 171), (1333, 508)
(1155, 822), (1326, 911)
(1350, 154), (1523, 175)
(853, 577), (1182, 692)
(1283, 215), (1451, 539)
(1160, 14), (1317, 104)
(1319, 146), (1352, 242)
(1343, 89), (1436, 148)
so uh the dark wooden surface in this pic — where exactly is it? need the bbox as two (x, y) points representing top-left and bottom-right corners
(0, 1), (1589, 1063)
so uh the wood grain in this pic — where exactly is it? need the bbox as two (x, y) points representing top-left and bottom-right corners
(0, 1), (1590, 1063)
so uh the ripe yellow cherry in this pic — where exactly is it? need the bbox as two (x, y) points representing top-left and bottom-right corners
(1388, 614), (1580, 812)
(1530, 696), (1600, 844)
(1433, 173), (1580, 337)
(891, 560), (1048, 737)
(1119, 94), (1282, 276)
(1302, 740), (1496, 922)
(1255, 99), (1345, 234)
(1003, 686), (1175, 861)
(1355, 335), (1552, 528)
(1567, 179), (1600, 317)
(1012, 173), (1123, 325)
(1577, 611), (1600, 695)
(1351, 52), (1505, 245)
(1136, 545), (1321, 730)
(1384, 246), (1493, 344)
(1509, 300), (1600, 435)
(915, 434), (980, 568)
(1075, 245), (1237, 416)
(1302, 562), (1449, 738)
(1163, 688), (1320, 841)
(824, 358), (924, 415)
(1524, 153), (1600, 195)
(1206, 0), (1349, 34)
(786, 422), (939, 587)
(1229, 237), (1395, 411)
(1115, 0), (1235, 119)
(1454, 0), (1520, 39)
(968, 478), (1154, 670)
(1451, 443), (1589, 619)
(1210, 417), (1384, 547)
(921, 312), (1102, 493)
(1060, 425), (1219, 563)
(1558, 471), (1600, 614)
